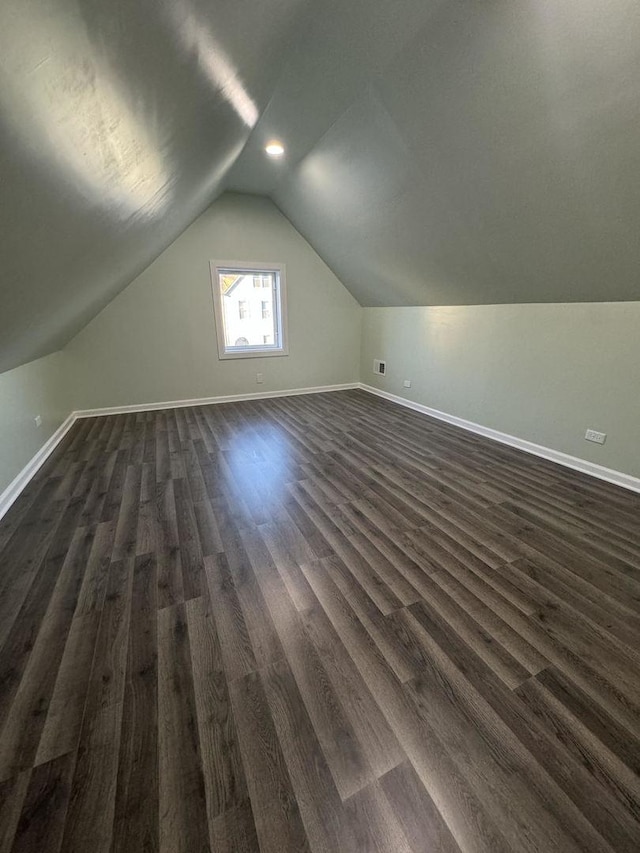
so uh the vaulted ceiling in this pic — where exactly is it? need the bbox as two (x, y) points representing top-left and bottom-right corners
(2, 0), (640, 373)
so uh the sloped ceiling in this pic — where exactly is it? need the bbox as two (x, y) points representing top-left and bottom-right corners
(0, 0), (307, 373)
(230, 0), (640, 307)
(2, 0), (640, 373)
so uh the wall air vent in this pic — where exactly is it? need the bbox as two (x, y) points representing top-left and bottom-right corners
(373, 359), (386, 376)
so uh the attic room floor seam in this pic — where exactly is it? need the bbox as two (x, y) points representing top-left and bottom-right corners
(0, 388), (639, 852)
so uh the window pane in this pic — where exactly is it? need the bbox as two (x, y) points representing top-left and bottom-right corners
(218, 269), (279, 351)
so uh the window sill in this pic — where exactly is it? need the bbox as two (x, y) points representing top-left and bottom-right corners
(217, 347), (289, 360)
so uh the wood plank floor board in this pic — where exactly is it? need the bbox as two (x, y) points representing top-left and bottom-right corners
(157, 602), (209, 853)
(192, 499), (224, 557)
(78, 450), (117, 528)
(229, 670), (311, 853)
(155, 479), (184, 610)
(279, 488), (335, 561)
(10, 752), (75, 853)
(134, 462), (156, 557)
(0, 772), (30, 853)
(0, 525), (97, 780)
(537, 666), (640, 778)
(218, 513), (286, 672)
(260, 656), (355, 851)
(182, 441), (209, 504)
(111, 553), (159, 853)
(34, 612), (101, 767)
(379, 760), (462, 853)
(185, 595), (249, 821)
(0, 485), (68, 640)
(74, 519), (117, 616)
(342, 779), (415, 853)
(297, 588), (406, 780)
(0, 550), (66, 728)
(239, 528), (378, 800)
(204, 552), (260, 681)
(0, 390), (639, 850)
(110, 464), (142, 564)
(255, 521), (318, 611)
(100, 449), (130, 524)
(173, 477), (205, 601)
(207, 799), (260, 853)
(154, 414), (171, 485)
(81, 556), (134, 721)
(60, 702), (123, 853)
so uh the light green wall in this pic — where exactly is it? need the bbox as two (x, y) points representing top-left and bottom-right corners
(64, 193), (362, 410)
(0, 351), (70, 496)
(361, 303), (640, 478)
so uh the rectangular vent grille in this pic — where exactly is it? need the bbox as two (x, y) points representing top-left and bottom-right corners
(373, 359), (386, 376)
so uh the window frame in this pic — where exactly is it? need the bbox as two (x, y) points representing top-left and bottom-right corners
(210, 261), (289, 360)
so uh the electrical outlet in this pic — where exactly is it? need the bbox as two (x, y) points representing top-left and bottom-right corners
(403, 380), (411, 388)
(256, 373), (264, 384)
(34, 414), (42, 428)
(585, 429), (606, 445)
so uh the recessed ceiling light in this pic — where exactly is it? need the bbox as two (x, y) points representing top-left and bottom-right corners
(265, 141), (285, 158)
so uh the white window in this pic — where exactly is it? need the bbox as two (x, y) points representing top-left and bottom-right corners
(211, 261), (288, 359)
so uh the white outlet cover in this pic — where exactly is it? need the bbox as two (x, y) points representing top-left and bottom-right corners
(585, 429), (606, 444)
(403, 380), (411, 388)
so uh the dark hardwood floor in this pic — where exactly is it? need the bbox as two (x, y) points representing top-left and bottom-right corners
(1, 388), (640, 851)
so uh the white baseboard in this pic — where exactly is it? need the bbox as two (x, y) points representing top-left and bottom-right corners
(359, 383), (640, 495)
(73, 382), (359, 418)
(0, 413), (78, 521)
(3, 380), (637, 524)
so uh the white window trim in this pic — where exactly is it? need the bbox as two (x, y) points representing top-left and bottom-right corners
(210, 260), (289, 360)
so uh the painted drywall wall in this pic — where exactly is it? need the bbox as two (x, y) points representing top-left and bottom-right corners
(0, 351), (70, 496)
(361, 304), (640, 478)
(64, 193), (362, 409)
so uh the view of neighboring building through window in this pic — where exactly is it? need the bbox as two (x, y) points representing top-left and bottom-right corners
(211, 262), (288, 359)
